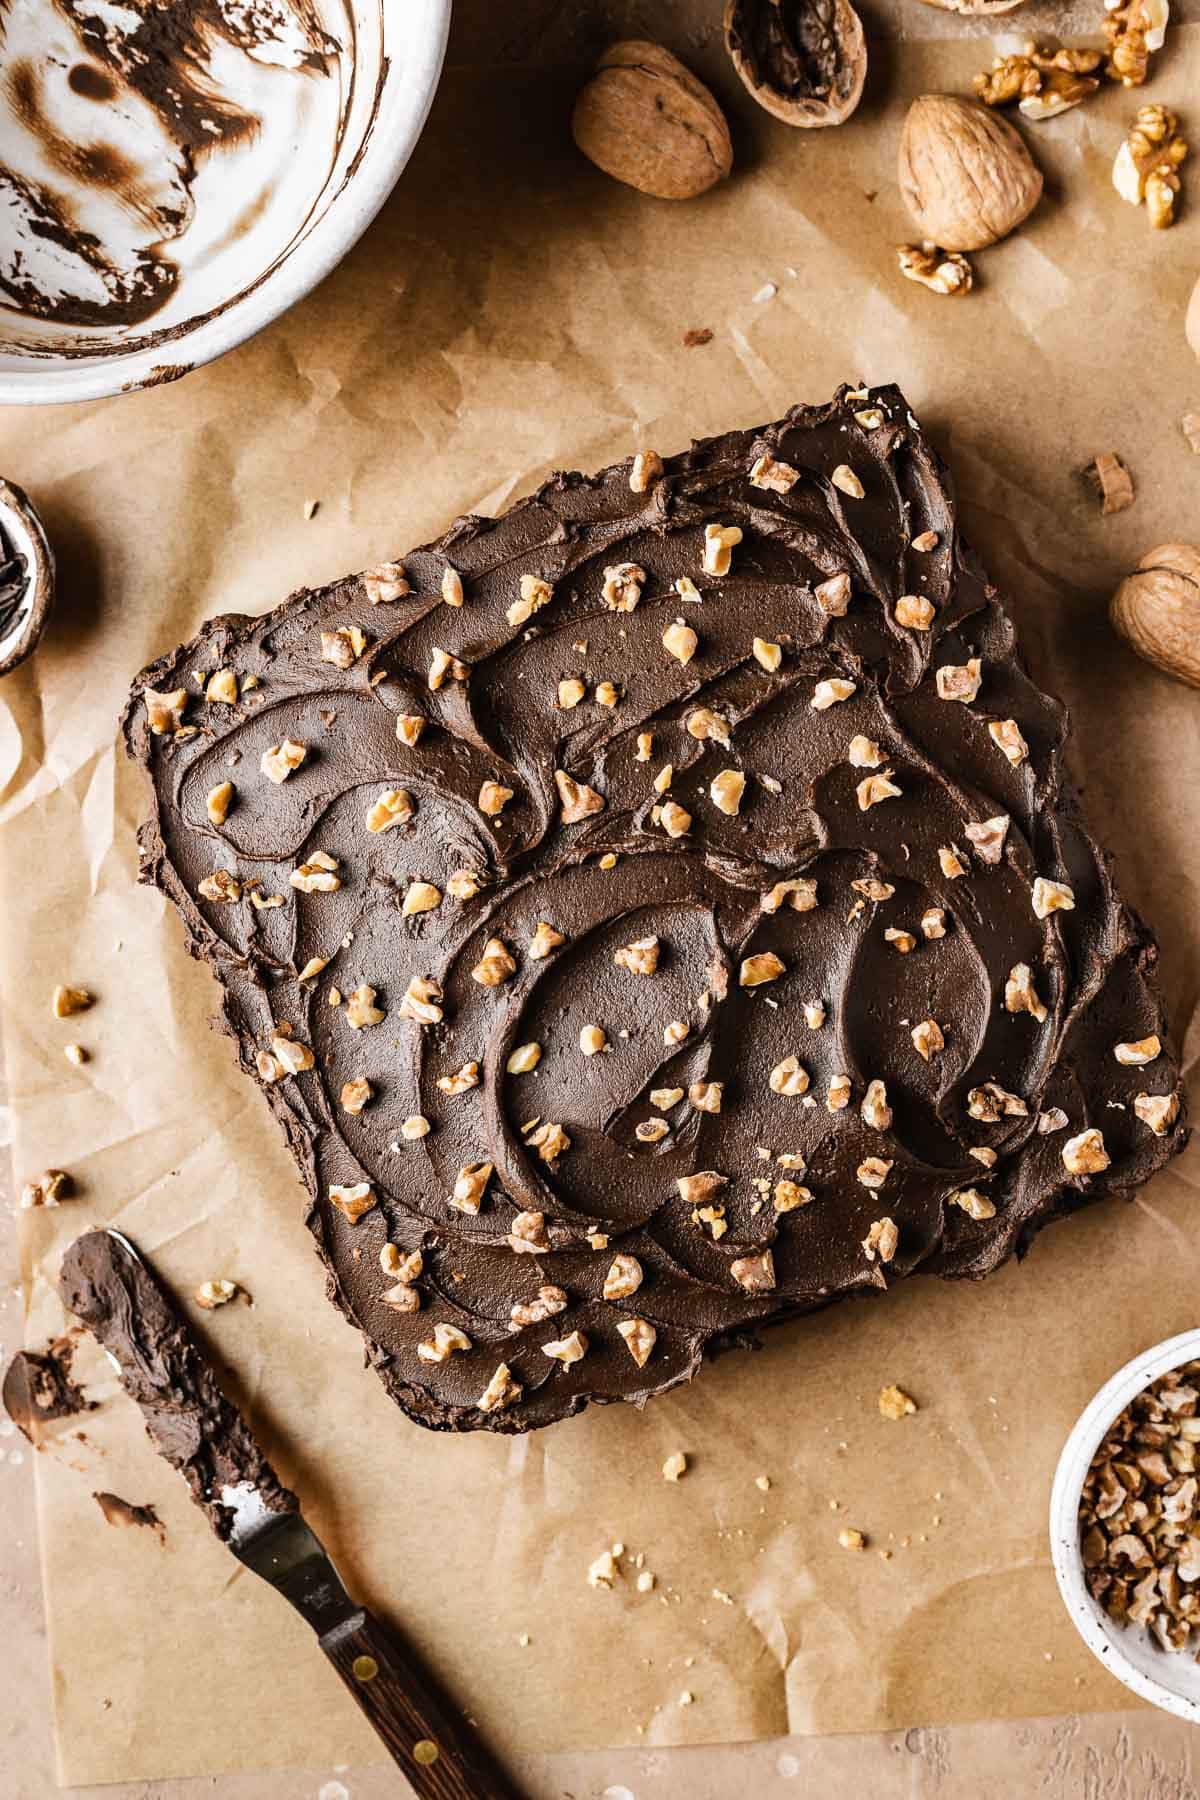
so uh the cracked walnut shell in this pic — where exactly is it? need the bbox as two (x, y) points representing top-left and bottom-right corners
(724, 0), (867, 130)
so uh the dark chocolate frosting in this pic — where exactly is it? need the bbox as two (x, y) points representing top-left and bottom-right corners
(123, 387), (1187, 1433)
(59, 1230), (296, 1534)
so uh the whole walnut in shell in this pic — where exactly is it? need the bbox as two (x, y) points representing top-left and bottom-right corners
(572, 40), (733, 200)
(724, 0), (866, 129)
(899, 94), (1043, 252)
(1111, 544), (1200, 689)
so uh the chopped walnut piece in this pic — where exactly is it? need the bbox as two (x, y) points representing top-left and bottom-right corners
(862, 1079), (893, 1131)
(805, 1001), (827, 1029)
(1033, 877), (1075, 919)
(651, 1087), (684, 1110)
(938, 845), (968, 880)
(1115, 1034), (1162, 1066)
(677, 1171), (728, 1205)
(635, 732), (653, 763)
(382, 1282), (421, 1313)
(974, 43), (1101, 116)
(831, 464), (865, 500)
(911, 1018), (945, 1061)
(689, 1081), (723, 1114)
(542, 1330), (588, 1365)
(812, 677), (856, 711)
(852, 877), (895, 902)
(398, 975), (443, 1025)
(603, 1254), (644, 1302)
(857, 1157), (893, 1190)
(658, 799), (692, 838)
(936, 658), (983, 704)
(329, 1181), (376, 1223)
(855, 408), (884, 430)
(762, 876), (817, 914)
(967, 1082), (1027, 1121)
(897, 242), (973, 296)
(401, 880), (442, 918)
(662, 1451), (689, 1483)
(653, 764), (673, 797)
(750, 451), (800, 493)
(362, 562), (409, 604)
(912, 531), (939, 553)
(662, 619), (699, 665)
(1134, 1092), (1180, 1135)
(880, 1384), (918, 1420)
(862, 1217), (899, 1263)
(664, 1019), (690, 1046)
(686, 706), (731, 746)
(675, 576), (702, 603)
(602, 562), (647, 613)
(558, 677), (586, 711)
(710, 769), (746, 816)
(961, 815), (1009, 867)
(630, 450), (664, 493)
(773, 1179), (812, 1212)
(145, 686), (188, 735)
(1183, 413), (1200, 456)
(595, 680), (621, 709)
(969, 1146), (998, 1168)
(395, 713), (426, 747)
(341, 1076), (373, 1115)
(752, 637), (783, 673)
(195, 1279), (239, 1310)
(20, 1169), (73, 1209)
(448, 1161), (492, 1216)
(478, 780), (514, 817)
(527, 1121), (571, 1166)
(703, 523), (743, 576)
(206, 781), (234, 827)
(732, 1251), (776, 1293)
(428, 646), (468, 691)
(1083, 451), (1136, 516)
(446, 869), (482, 901)
(52, 984), (92, 1018)
(291, 852), (342, 894)
(807, 576), (853, 628)
(988, 719), (1029, 767)
(555, 769), (605, 823)
(578, 1024), (607, 1057)
(884, 927), (917, 954)
(895, 594), (935, 631)
(400, 1115), (431, 1141)
(458, 931), (516, 995)
(952, 1187), (996, 1221)
(272, 1036), (315, 1075)
(529, 920), (566, 961)
(921, 908), (947, 940)
(506, 1042), (542, 1075)
(507, 1210), (549, 1254)
(857, 770), (902, 810)
(261, 739), (307, 785)
(614, 935), (660, 976)
(1113, 103), (1187, 229)
(769, 1055), (810, 1097)
(437, 1061), (480, 1097)
(1037, 1107), (1069, 1135)
(511, 1285), (568, 1328)
(1006, 962), (1049, 1023)
(345, 984), (386, 1029)
(63, 1043), (87, 1067)
(320, 627), (369, 669)
(615, 1318), (656, 1368)
(198, 869), (241, 903)
(250, 890), (284, 911)
(478, 1363), (523, 1414)
(848, 736), (884, 769)
(508, 573), (554, 630)
(256, 1049), (283, 1083)
(1062, 1128), (1111, 1176)
(838, 1526), (867, 1551)
(827, 1073), (852, 1111)
(417, 1322), (472, 1364)
(740, 951), (785, 988)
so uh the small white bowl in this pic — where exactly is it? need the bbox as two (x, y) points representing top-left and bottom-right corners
(1049, 1328), (1200, 1721)
(0, 0), (450, 407)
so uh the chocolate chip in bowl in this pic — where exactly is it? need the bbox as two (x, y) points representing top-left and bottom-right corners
(0, 476), (54, 679)
(1051, 1332), (1200, 1719)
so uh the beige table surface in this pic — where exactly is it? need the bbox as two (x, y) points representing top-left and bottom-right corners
(5, 1), (1200, 1795)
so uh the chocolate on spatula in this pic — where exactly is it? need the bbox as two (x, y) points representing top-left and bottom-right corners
(124, 386), (1187, 1433)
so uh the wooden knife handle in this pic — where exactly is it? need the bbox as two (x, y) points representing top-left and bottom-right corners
(319, 1606), (526, 1799)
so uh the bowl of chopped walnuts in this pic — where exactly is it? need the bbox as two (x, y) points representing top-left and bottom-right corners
(1050, 1332), (1200, 1719)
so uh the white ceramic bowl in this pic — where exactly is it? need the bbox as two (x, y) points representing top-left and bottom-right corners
(0, 0), (449, 407)
(1050, 1328), (1200, 1720)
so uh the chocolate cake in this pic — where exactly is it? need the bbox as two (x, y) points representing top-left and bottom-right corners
(124, 386), (1187, 1433)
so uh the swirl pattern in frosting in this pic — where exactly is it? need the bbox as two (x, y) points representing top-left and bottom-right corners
(125, 387), (1187, 1433)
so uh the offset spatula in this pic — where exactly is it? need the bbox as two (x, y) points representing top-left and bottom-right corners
(58, 1228), (525, 1800)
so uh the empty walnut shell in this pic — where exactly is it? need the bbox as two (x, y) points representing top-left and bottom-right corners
(0, 478), (54, 681)
(899, 94), (1043, 253)
(1110, 544), (1200, 689)
(724, 0), (866, 128)
(571, 40), (733, 200)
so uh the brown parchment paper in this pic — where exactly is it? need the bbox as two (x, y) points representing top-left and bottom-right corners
(3, 1), (1200, 1785)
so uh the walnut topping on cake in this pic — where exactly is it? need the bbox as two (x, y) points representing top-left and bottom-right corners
(1006, 962), (1048, 1022)
(862, 1217), (898, 1262)
(1062, 1128), (1111, 1175)
(750, 452), (799, 493)
(603, 562), (647, 612)
(615, 936), (660, 976)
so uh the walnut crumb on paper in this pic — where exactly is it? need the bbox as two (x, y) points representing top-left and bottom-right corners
(662, 1451), (688, 1482)
(879, 1384), (918, 1420)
